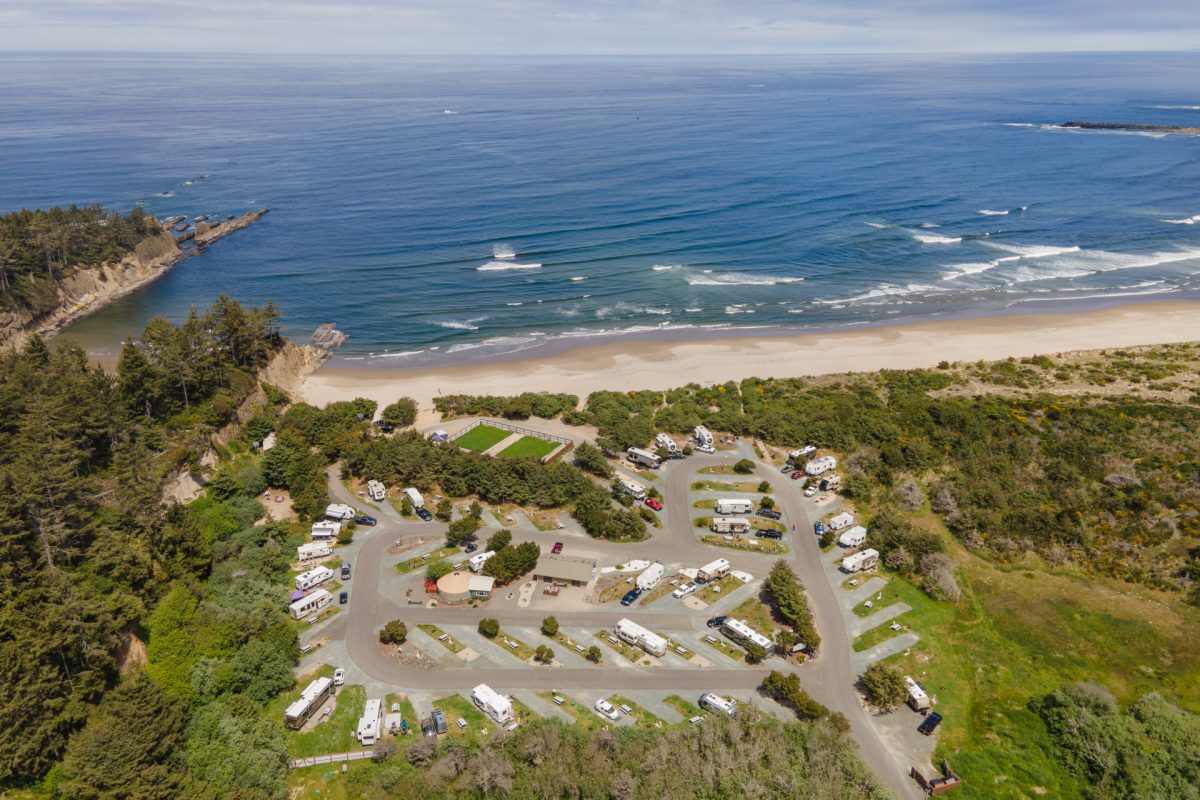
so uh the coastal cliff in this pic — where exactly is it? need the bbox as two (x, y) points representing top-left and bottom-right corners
(0, 208), (268, 350)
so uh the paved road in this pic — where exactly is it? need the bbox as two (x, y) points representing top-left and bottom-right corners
(328, 453), (921, 800)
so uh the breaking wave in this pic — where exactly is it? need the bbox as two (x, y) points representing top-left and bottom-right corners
(687, 272), (804, 286)
(476, 260), (542, 271)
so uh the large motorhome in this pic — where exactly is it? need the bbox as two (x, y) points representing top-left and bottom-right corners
(715, 498), (754, 515)
(284, 676), (334, 729)
(471, 684), (514, 725)
(804, 456), (837, 476)
(620, 479), (646, 500)
(295, 565), (335, 592)
(356, 699), (384, 745)
(310, 521), (342, 540)
(693, 425), (714, 447)
(615, 617), (667, 657)
(841, 548), (880, 573)
(289, 588), (333, 619)
(636, 562), (665, 592)
(696, 558), (731, 583)
(788, 445), (816, 462)
(627, 447), (663, 469)
(655, 433), (678, 453)
(699, 693), (738, 718)
(710, 517), (750, 535)
(366, 479), (386, 502)
(403, 487), (425, 509)
(721, 618), (772, 651)
(297, 542), (333, 562)
(324, 503), (356, 521)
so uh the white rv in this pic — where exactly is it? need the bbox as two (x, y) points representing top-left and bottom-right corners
(905, 676), (931, 711)
(289, 588), (333, 620)
(788, 445), (816, 462)
(841, 548), (880, 573)
(356, 699), (384, 745)
(324, 503), (356, 521)
(468, 550), (496, 573)
(284, 677), (333, 729)
(366, 479), (386, 502)
(699, 693), (738, 718)
(636, 562), (665, 592)
(655, 433), (678, 453)
(804, 456), (837, 476)
(696, 558), (731, 583)
(403, 487), (425, 509)
(295, 565), (335, 592)
(615, 617), (667, 657)
(721, 618), (772, 651)
(838, 525), (867, 548)
(620, 479), (646, 500)
(710, 517), (750, 535)
(715, 498), (754, 515)
(693, 425), (714, 447)
(297, 542), (333, 562)
(471, 684), (514, 725)
(828, 512), (855, 531)
(310, 521), (342, 540)
(627, 447), (663, 469)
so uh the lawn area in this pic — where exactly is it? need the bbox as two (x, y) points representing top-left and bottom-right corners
(396, 546), (461, 574)
(537, 692), (605, 730)
(289, 764), (353, 800)
(597, 575), (638, 604)
(595, 629), (648, 663)
(694, 573), (745, 605)
(498, 434), (559, 459)
(660, 634), (695, 660)
(664, 694), (703, 718)
(285, 685), (365, 759)
(609, 694), (664, 728)
(417, 623), (466, 654)
(690, 480), (762, 492)
(853, 622), (907, 653)
(384, 692), (417, 726)
(453, 424), (513, 452)
(700, 631), (747, 662)
(701, 534), (788, 556)
(697, 465), (738, 475)
(731, 596), (776, 635)
(639, 573), (686, 605)
(432, 693), (490, 738)
(550, 630), (597, 662)
(488, 629), (537, 662)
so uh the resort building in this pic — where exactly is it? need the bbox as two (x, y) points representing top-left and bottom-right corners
(531, 554), (596, 587)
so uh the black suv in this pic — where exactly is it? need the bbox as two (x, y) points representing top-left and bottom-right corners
(706, 615), (728, 628)
(416, 507), (433, 521)
(353, 515), (377, 526)
(758, 529), (784, 540)
(755, 507), (782, 520)
(620, 588), (641, 606)
(917, 712), (943, 736)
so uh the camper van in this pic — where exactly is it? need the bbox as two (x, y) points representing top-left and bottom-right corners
(696, 558), (731, 583)
(828, 512), (855, 531)
(295, 565), (335, 592)
(289, 588), (333, 620)
(804, 456), (837, 476)
(620, 479), (646, 500)
(297, 542), (332, 562)
(357, 699), (384, 746)
(324, 503), (356, 521)
(403, 487), (425, 509)
(693, 425), (714, 447)
(841, 548), (880, 573)
(366, 479), (386, 502)
(655, 433), (678, 453)
(310, 521), (342, 540)
(715, 498), (754, 515)
(471, 684), (514, 725)
(699, 693), (738, 718)
(284, 677), (334, 729)
(710, 517), (751, 535)
(838, 525), (867, 548)
(627, 447), (663, 469)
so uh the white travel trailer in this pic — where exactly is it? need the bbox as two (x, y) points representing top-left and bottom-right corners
(838, 525), (867, 548)
(620, 479), (646, 500)
(615, 617), (668, 657)
(310, 521), (342, 540)
(710, 517), (750, 535)
(655, 433), (678, 453)
(468, 550), (496, 573)
(627, 447), (663, 469)
(788, 445), (816, 462)
(715, 498), (754, 515)
(828, 512), (855, 531)
(696, 558), (731, 583)
(295, 565), (335, 592)
(699, 693), (738, 718)
(403, 487), (425, 509)
(324, 503), (356, 521)
(289, 588), (333, 620)
(366, 479), (386, 502)
(636, 562), (666, 592)
(471, 684), (514, 725)
(721, 618), (772, 651)
(693, 425), (714, 447)
(905, 676), (931, 711)
(284, 676), (333, 729)
(297, 542), (333, 562)
(841, 548), (880, 573)
(357, 699), (384, 745)
(805, 456), (837, 476)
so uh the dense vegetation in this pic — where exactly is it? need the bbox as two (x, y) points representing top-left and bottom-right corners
(433, 392), (578, 420)
(0, 297), (282, 787)
(763, 560), (821, 654)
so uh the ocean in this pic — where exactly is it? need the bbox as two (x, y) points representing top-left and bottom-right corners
(2, 53), (1199, 366)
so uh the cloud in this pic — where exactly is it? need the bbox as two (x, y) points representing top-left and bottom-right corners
(0, 0), (1196, 53)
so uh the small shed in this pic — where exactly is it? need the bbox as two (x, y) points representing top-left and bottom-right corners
(469, 574), (495, 599)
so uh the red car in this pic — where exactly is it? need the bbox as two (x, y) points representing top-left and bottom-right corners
(551, 542), (564, 554)
(645, 497), (663, 511)
(791, 471), (806, 480)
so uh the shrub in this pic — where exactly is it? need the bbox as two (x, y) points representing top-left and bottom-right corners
(534, 645), (554, 664)
(380, 397), (418, 427)
(757, 480), (770, 493)
(486, 529), (512, 552)
(733, 459), (755, 474)
(745, 643), (768, 664)
(541, 616), (559, 637)
(478, 618), (500, 638)
(425, 559), (453, 581)
(920, 553), (962, 602)
(763, 561), (821, 653)
(435, 498), (453, 522)
(860, 663), (908, 710)
(585, 646), (602, 663)
(761, 671), (830, 721)
(446, 516), (482, 545)
(379, 620), (408, 645)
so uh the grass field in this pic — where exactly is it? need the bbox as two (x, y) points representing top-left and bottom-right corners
(537, 692), (606, 730)
(498, 435), (559, 459)
(701, 632), (747, 662)
(396, 546), (461, 574)
(595, 629), (648, 663)
(285, 685), (365, 759)
(731, 596), (776, 636)
(608, 694), (664, 728)
(664, 694), (703, 718)
(453, 424), (512, 452)
(432, 694), (490, 738)
(694, 573), (744, 605)
(490, 629), (537, 662)
(701, 534), (788, 556)
(690, 480), (763, 492)
(417, 623), (466, 654)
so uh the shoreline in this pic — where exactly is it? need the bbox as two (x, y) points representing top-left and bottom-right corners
(299, 300), (1200, 422)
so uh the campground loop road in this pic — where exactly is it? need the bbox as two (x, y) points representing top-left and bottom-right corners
(329, 453), (922, 799)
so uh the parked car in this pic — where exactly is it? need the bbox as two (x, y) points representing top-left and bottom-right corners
(814, 521), (826, 535)
(804, 485), (819, 497)
(353, 514), (377, 526)
(595, 699), (620, 721)
(620, 588), (641, 606)
(706, 615), (728, 628)
(756, 507), (781, 520)
(791, 471), (806, 480)
(552, 542), (564, 554)
(673, 582), (697, 598)
(333, 668), (345, 686)
(780, 463), (793, 473)
(645, 497), (663, 511)
(339, 591), (349, 605)
(696, 444), (715, 454)
(374, 420), (395, 433)
(464, 543), (478, 553)
(759, 530), (783, 540)
(416, 507), (433, 521)
(669, 451), (686, 459)
(918, 712), (943, 736)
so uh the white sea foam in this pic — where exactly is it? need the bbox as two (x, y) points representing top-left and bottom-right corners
(476, 260), (542, 271)
(437, 316), (488, 331)
(443, 109), (458, 115)
(919, 222), (940, 228)
(645, 307), (671, 315)
(1163, 215), (1200, 225)
(987, 243), (1082, 259)
(570, 276), (587, 281)
(1149, 105), (1200, 111)
(651, 264), (680, 271)
(373, 349), (427, 359)
(687, 272), (804, 286)
(978, 209), (1009, 216)
(724, 306), (756, 314)
(684, 307), (702, 312)
(941, 261), (1001, 280)
(812, 283), (942, 306)
(492, 243), (516, 259)
(865, 222), (890, 229)
(505, 302), (523, 306)
(913, 233), (961, 244)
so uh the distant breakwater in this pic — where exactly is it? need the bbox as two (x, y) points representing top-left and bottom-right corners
(1061, 121), (1200, 135)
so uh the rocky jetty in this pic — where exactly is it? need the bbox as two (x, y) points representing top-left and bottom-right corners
(1061, 121), (1200, 135)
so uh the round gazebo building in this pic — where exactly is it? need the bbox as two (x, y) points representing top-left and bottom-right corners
(436, 570), (472, 604)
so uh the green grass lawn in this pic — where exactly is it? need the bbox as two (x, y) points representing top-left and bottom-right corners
(695, 573), (744, 605)
(285, 685), (365, 759)
(396, 546), (461, 574)
(700, 632), (748, 662)
(497, 435), (559, 459)
(454, 424), (513, 452)
(550, 630), (597, 662)
(731, 596), (776, 635)
(537, 691), (605, 730)
(701, 534), (788, 556)
(609, 694), (664, 728)
(418, 623), (465, 654)
(690, 480), (763, 492)
(488, 629), (537, 662)
(432, 694), (490, 738)
(697, 466), (738, 475)
(660, 634), (695, 660)
(664, 694), (703, 718)
(384, 692), (417, 726)
(639, 574), (685, 605)
(595, 629), (648, 663)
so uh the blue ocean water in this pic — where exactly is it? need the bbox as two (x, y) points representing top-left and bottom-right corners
(1, 53), (1198, 365)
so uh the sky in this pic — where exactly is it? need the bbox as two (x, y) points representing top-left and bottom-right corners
(0, 0), (1197, 55)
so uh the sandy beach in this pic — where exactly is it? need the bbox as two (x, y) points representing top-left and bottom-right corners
(300, 301), (1200, 423)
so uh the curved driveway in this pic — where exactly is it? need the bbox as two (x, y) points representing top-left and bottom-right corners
(330, 454), (920, 799)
